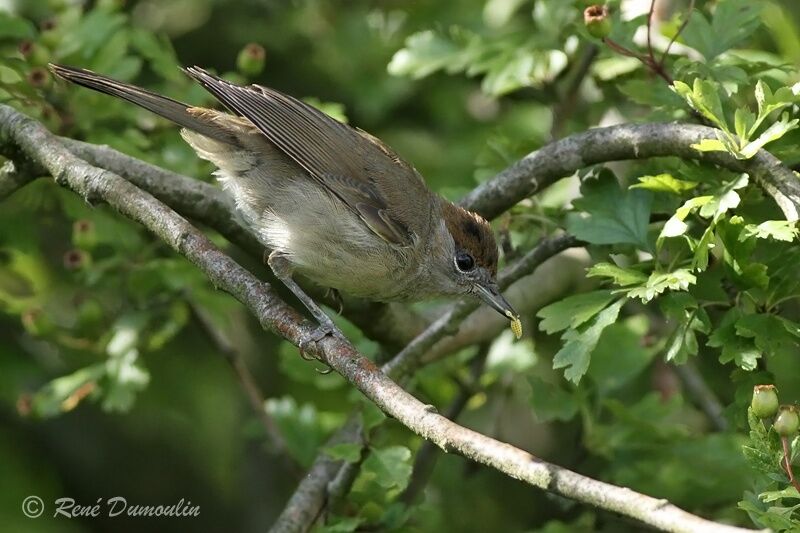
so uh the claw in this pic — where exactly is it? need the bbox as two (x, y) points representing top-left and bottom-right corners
(297, 323), (345, 373)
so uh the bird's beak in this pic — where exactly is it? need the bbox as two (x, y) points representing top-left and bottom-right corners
(474, 282), (518, 322)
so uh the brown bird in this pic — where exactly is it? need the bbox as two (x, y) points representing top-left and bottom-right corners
(49, 64), (520, 348)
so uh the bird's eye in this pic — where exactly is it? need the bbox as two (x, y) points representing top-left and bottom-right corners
(455, 251), (475, 272)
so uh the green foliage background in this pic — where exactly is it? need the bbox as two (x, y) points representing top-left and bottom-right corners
(1, 0), (800, 531)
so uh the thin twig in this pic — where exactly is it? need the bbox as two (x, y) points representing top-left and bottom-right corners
(660, 0), (696, 67)
(781, 436), (800, 493)
(188, 298), (291, 457)
(647, 0), (658, 67)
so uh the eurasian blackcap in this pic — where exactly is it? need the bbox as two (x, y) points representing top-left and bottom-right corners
(48, 64), (520, 347)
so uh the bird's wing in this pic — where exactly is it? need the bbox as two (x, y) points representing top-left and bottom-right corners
(184, 67), (434, 246)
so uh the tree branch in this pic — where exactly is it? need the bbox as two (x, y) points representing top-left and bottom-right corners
(461, 122), (800, 221)
(0, 105), (764, 533)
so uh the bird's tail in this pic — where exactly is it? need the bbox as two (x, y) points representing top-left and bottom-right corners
(48, 63), (234, 144)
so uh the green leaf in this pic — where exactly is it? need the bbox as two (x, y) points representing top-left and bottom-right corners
(567, 175), (652, 249)
(752, 80), (798, 137)
(537, 290), (617, 334)
(553, 300), (624, 384)
(31, 364), (105, 418)
(681, 0), (762, 60)
(102, 314), (150, 412)
(619, 80), (685, 108)
(317, 517), (363, 533)
(628, 269), (696, 304)
(587, 316), (655, 392)
(692, 225), (716, 271)
(0, 12), (36, 40)
(388, 30), (460, 79)
(672, 78), (727, 130)
(740, 114), (799, 158)
(363, 446), (413, 491)
(691, 138), (728, 153)
(586, 263), (648, 287)
(266, 397), (328, 467)
(630, 174), (698, 195)
(699, 174), (748, 219)
(742, 220), (799, 242)
(660, 294), (710, 365)
(708, 310), (762, 370)
(528, 376), (579, 421)
(324, 443), (363, 463)
(736, 314), (800, 364)
(734, 108), (756, 141)
(760, 486), (800, 503)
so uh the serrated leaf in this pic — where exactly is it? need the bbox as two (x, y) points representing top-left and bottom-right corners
(682, 0), (762, 60)
(760, 486), (800, 503)
(699, 174), (748, 219)
(586, 263), (648, 287)
(631, 174), (698, 195)
(552, 300), (624, 384)
(742, 220), (799, 242)
(537, 290), (616, 334)
(363, 446), (413, 490)
(567, 175), (652, 249)
(740, 114), (799, 159)
(673, 78), (727, 130)
(707, 309), (762, 370)
(735, 314), (800, 366)
(628, 269), (697, 303)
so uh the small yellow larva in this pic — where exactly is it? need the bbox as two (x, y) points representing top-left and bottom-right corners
(506, 311), (523, 339)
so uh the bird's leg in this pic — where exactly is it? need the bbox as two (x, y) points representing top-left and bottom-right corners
(325, 287), (344, 315)
(266, 251), (345, 359)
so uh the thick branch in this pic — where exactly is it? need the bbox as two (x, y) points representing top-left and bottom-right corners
(0, 105), (762, 533)
(461, 122), (800, 221)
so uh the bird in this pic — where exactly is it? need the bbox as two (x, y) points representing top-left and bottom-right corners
(48, 64), (521, 350)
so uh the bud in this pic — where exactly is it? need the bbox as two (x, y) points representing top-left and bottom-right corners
(774, 405), (800, 437)
(19, 41), (51, 66)
(236, 43), (266, 77)
(39, 19), (60, 49)
(27, 67), (50, 89)
(63, 249), (91, 270)
(584, 5), (612, 39)
(21, 308), (54, 337)
(77, 298), (104, 328)
(751, 384), (779, 419)
(72, 219), (97, 249)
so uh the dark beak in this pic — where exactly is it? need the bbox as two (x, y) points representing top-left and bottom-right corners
(474, 282), (518, 321)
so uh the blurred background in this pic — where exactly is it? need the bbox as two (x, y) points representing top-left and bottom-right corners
(1, 0), (800, 531)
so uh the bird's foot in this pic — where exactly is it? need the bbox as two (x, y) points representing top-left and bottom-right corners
(298, 319), (346, 374)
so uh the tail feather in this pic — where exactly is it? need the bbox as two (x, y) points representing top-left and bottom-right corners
(48, 64), (236, 144)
